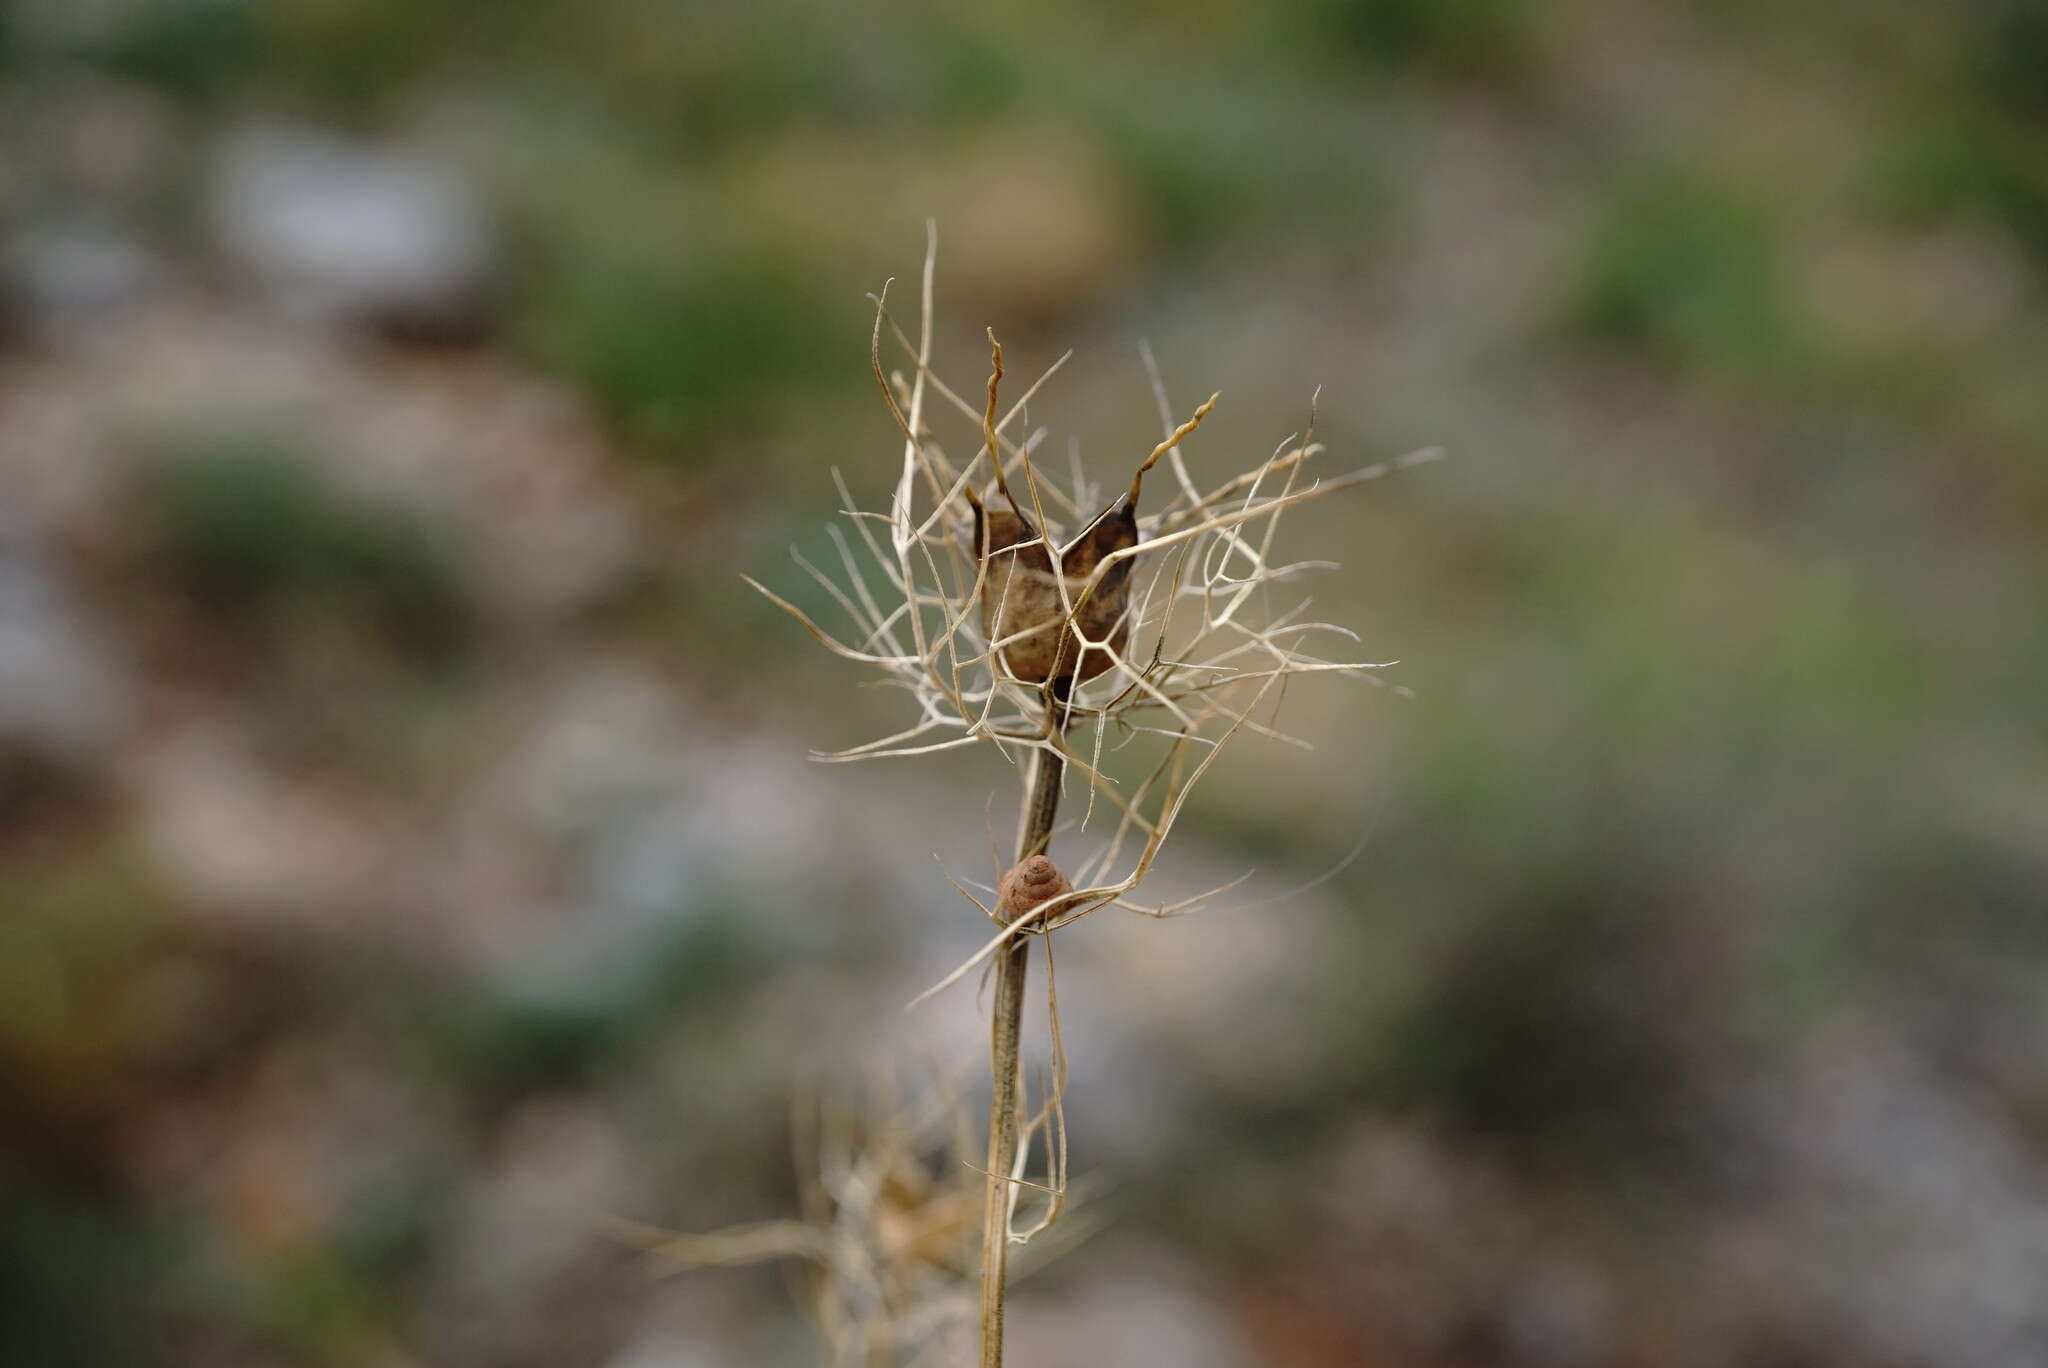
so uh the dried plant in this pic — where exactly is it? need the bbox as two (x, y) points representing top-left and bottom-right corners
(612, 1070), (1007, 1367)
(738, 227), (1432, 1365)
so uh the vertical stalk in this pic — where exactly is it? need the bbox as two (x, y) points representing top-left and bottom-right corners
(979, 712), (1065, 1367)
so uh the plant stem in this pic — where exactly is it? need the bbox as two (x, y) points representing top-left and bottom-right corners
(979, 712), (1065, 1367)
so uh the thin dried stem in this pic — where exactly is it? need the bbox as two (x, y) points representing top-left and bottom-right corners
(979, 699), (1064, 1366)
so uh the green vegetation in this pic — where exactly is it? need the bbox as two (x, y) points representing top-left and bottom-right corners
(1317, 0), (1532, 79)
(518, 245), (852, 449)
(137, 436), (473, 664)
(1573, 170), (1795, 371)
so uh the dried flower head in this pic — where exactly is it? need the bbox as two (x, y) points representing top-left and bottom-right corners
(747, 225), (1435, 995)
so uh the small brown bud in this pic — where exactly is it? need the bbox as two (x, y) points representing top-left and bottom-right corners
(997, 854), (1072, 923)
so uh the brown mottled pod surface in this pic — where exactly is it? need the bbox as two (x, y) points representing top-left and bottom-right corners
(976, 500), (1137, 686)
(997, 854), (1072, 922)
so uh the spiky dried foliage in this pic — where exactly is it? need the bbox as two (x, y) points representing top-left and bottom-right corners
(744, 229), (1430, 1362)
(613, 1072), (1018, 1367)
(749, 227), (1433, 1004)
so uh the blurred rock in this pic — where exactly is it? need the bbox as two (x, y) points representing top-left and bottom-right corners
(1009, 1255), (1255, 1368)
(444, 660), (959, 999)
(1497, 1255), (1618, 1368)
(423, 1097), (644, 1367)
(129, 721), (397, 923)
(607, 1281), (814, 1368)
(3, 219), (159, 330)
(34, 74), (181, 204)
(334, 358), (640, 617)
(1707, 1016), (2048, 1368)
(1324, 1119), (1520, 1351)
(0, 545), (129, 763)
(209, 123), (498, 339)
(0, 297), (642, 619)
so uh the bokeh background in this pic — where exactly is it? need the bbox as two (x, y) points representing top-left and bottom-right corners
(5, 1), (2048, 1364)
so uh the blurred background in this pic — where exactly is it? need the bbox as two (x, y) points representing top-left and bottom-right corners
(4, 1), (2047, 1364)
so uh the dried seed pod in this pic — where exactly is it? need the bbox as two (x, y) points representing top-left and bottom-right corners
(976, 499), (1137, 686)
(997, 854), (1072, 923)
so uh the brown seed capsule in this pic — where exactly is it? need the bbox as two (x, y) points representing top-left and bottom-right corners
(976, 499), (1137, 687)
(997, 854), (1072, 923)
